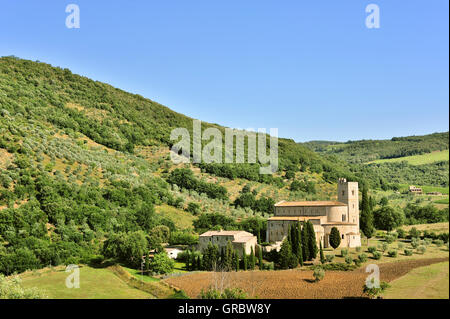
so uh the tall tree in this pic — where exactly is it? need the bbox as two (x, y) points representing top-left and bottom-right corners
(306, 221), (318, 260)
(319, 242), (325, 264)
(329, 227), (341, 249)
(258, 248), (263, 269)
(242, 248), (248, 271)
(279, 238), (293, 270)
(360, 186), (375, 238)
(301, 222), (309, 261)
(249, 246), (256, 270)
(297, 222), (304, 266)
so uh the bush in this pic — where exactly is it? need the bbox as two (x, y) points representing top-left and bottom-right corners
(367, 246), (377, 254)
(396, 228), (406, 239)
(384, 234), (395, 244)
(409, 227), (421, 239)
(313, 268), (325, 282)
(433, 239), (444, 247)
(358, 253), (368, 263)
(262, 262), (274, 270)
(411, 238), (419, 249)
(355, 246), (361, 252)
(345, 256), (353, 265)
(398, 242), (404, 250)
(417, 245), (426, 254)
(200, 287), (248, 299)
(325, 254), (335, 263)
(340, 248), (348, 257)
(372, 251), (382, 260)
(404, 249), (413, 256)
(387, 250), (398, 258)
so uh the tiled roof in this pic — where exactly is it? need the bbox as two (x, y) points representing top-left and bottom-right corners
(199, 230), (253, 237)
(275, 200), (347, 207)
(268, 216), (321, 221)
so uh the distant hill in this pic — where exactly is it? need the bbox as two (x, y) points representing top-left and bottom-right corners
(302, 132), (449, 164)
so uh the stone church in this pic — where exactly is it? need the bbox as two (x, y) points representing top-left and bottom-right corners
(266, 178), (361, 248)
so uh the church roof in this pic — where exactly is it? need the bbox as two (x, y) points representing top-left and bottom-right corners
(274, 200), (347, 207)
(268, 216), (321, 221)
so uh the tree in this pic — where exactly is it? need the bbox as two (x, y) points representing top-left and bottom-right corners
(150, 252), (175, 274)
(279, 239), (293, 269)
(242, 249), (248, 271)
(232, 251), (239, 271)
(224, 241), (234, 271)
(249, 247), (256, 270)
(306, 221), (318, 260)
(301, 223), (309, 261)
(297, 223), (304, 266)
(373, 206), (405, 231)
(319, 242), (325, 264)
(329, 227), (341, 249)
(258, 248), (263, 269)
(360, 186), (375, 238)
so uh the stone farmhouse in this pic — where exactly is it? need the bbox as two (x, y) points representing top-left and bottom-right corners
(266, 178), (361, 248)
(198, 230), (257, 256)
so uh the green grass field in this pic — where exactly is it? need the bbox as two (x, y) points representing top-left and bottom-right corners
(369, 149), (449, 165)
(383, 261), (449, 299)
(397, 184), (449, 195)
(155, 204), (195, 230)
(19, 266), (153, 299)
(401, 222), (449, 234)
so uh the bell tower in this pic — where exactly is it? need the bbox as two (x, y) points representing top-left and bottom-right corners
(338, 178), (359, 226)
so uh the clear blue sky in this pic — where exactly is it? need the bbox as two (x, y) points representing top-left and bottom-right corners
(1, 1), (448, 142)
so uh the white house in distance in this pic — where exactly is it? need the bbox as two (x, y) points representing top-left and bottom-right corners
(164, 247), (184, 259)
(198, 230), (257, 256)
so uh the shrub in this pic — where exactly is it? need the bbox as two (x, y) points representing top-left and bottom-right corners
(355, 246), (361, 252)
(387, 250), (398, 258)
(417, 245), (426, 254)
(397, 242), (404, 250)
(411, 238), (419, 249)
(325, 254), (335, 263)
(384, 234), (395, 244)
(372, 251), (382, 260)
(345, 256), (353, 265)
(313, 268), (325, 282)
(404, 249), (413, 256)
(409, 227), (420, 239)
(262, 262), (274, 270)
(358, 253), (368, 263)
(433, 239), (444, 247)
(340, 248), (348, 257)
(363, 280), (390, 299)
(396, 228), (406, 239)
(200, 287), (248, 299)
(367, 246), (377, 254)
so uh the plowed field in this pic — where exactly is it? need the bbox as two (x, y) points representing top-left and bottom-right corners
(163, 257), (449, 299)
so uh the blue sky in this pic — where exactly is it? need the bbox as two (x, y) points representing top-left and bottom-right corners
(0, 1), (448, 142)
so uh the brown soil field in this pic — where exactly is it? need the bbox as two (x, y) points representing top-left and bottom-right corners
(163, 257), (449, 299)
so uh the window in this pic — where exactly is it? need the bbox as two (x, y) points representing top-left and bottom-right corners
(341, 234), (344, 239)
(342, 190), (345, 196)
(342, 214), (346, 222)
(352, 190), (355, 196)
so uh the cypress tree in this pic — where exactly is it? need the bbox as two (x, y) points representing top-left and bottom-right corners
(290, 224), (297, 256)
(301, 222), (309, 261)
(185, 250), (190, 270)
(250, 246), (256, 270)
(307, 221), (318, 260)
(233, 251), (239, 271)
(225, 240), (234, 271)
(297, 222), (304, 266)
(360, 186), (375, 238)
(330, 227), (341, 249)
(319, 242), (325, 264)
(279, 238), (292, 270)
(242, 248), (248, 271)
(258, 247), (263, 269)
(197, 255), (202, 270)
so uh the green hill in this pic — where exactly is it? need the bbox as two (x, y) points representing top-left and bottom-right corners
(0, 56), (447, 279)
